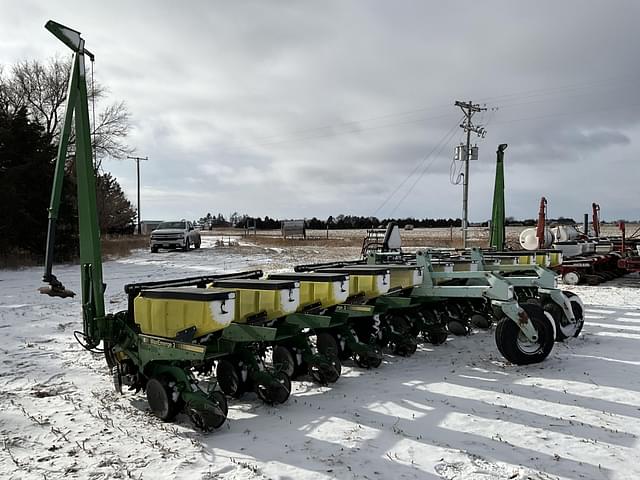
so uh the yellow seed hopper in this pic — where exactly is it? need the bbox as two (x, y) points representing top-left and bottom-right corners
(134, 287), (236, 338)
(208, 279), (300, 323)
(267, 272), (350, 309)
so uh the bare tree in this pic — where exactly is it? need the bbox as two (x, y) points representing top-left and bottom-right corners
(0, 56), (133, 168)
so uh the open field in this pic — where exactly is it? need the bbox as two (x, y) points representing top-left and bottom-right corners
(2, 237), (640, 479)
(205, 224), (640, 250)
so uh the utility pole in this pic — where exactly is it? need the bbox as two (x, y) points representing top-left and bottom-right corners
(455, 100), (486, 248)
(127, 155), (148, 234)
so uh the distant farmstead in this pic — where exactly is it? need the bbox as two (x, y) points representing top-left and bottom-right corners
(140, 220), (163, 235)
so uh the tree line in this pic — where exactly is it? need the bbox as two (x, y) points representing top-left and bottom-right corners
(197, 212), (464, 230)
(0, 57), (136, 260)
(196, 213), (587, 230)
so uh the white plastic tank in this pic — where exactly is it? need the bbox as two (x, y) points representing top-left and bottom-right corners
(519, 227), (553, 250)
(551, 225), (580, 243)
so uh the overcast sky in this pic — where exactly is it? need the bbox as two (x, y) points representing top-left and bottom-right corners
(2, 1), (639, 222)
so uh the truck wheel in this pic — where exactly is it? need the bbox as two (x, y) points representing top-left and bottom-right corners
(494, 303), (555, 365)
(183, 239), (190, 251)
(150, 246), (159, 253)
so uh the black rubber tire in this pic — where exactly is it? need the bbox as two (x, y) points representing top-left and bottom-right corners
(183, 239), (190, 251)
(256, 371), (291, 405)
(355, 346), (383, 369)
(540, 300), (567, 341)
(104, 340), (117, 370)
(216, 359), (245, 398)
(315, 332), (342, 381)
(425, 329), (448, 345)
(146, 376), (181, 421)
(447, 320), (469, 336)
(471, 313), (491, 329)
(494, 303), (555, 365)
(316, 333), (340, 361)
(563, 291), (585, 338)
(273, 345), (296, 378)
(150, 246), (159, 253)
(188, 390), (228, 431)
(394, 336), (418, 356)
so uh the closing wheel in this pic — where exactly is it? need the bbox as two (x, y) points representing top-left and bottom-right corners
(272, 345), (297, 378)
(394, 335), (418, 356)
(312, 332), (342, 383)
(471, 313), (491, 329)
(355, 346), (383, 369)
(256, 371), (291, 405)
(447, 320), (469, 336)
(216, 359), (245, 398)
(308, 359), (341, 384)
(494, 303), (555, 365)
(146, 376), (182, 421)
(425, 328), (448, 345)
(187, 391), (228, 431)
(316, 332), (340, 360)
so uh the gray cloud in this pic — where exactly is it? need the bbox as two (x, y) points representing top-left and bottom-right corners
(2, 0), (639, 222)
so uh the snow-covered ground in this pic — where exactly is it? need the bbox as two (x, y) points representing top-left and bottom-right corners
(1, 238), (640, 480)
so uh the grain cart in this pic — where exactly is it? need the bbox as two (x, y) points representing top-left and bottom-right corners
(38, 21), (293, 430)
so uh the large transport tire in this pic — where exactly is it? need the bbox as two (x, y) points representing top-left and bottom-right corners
(529, 292), (584, 341)
(563, 291), (585, 338)
(216, 359), (246, 398)
(146, 376), (183, 421)
(494, 303), (555, 365)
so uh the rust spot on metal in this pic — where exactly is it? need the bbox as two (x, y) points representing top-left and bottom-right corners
(518, 310), (529, 326)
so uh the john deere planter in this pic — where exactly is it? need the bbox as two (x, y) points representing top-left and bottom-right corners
(39, 20), (585, 432)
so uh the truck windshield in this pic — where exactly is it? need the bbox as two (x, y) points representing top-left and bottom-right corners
(157, 222), (186, 229)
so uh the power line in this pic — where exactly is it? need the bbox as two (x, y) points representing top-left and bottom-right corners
(387, 122), (461, 218)
(251, 111), (457, 148)
(235, 75), (639, 149)
(371, 117), (463, 218)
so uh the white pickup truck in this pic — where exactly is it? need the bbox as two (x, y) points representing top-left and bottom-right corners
(150, 220), (201, 253)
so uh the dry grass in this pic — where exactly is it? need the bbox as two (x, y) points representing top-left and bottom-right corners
(101, 235), (149, 259)
(0, 235), (149, 269)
